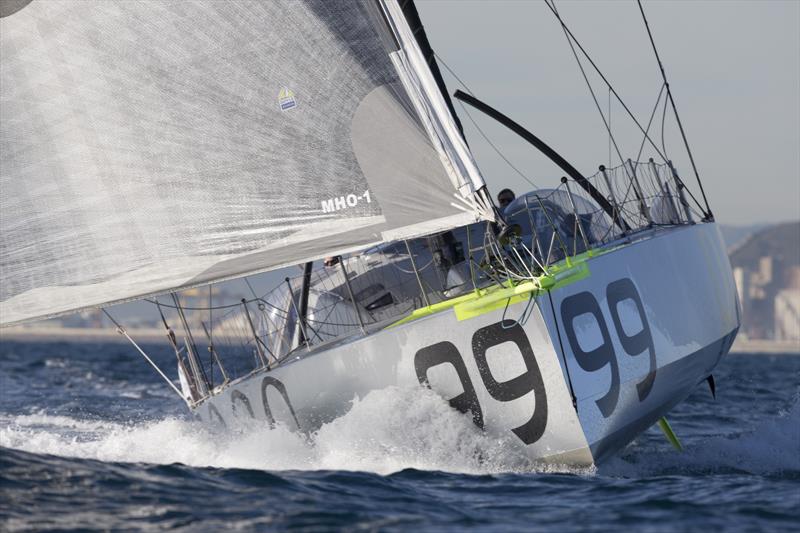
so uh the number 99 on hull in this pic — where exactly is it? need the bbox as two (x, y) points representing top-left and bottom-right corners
(196, 222), (739, 466)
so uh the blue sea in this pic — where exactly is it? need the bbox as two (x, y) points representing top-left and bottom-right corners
(0, 339), (798, 532)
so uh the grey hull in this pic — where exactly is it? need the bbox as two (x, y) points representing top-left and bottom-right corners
(197, 222), (740, 465)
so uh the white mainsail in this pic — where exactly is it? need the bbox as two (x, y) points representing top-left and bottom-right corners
(0, 0), (491, 326)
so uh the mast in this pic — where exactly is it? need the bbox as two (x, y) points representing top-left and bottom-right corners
(397, 0), (466, 140)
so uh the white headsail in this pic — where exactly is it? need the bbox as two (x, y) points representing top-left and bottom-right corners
(0, 0), (492, 326)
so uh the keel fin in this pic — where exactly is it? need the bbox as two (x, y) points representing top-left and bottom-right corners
(706, 374), (716, 399)
(658, 417), (683, 451)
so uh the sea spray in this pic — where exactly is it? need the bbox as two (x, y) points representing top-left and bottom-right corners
(5, 389), (799, 477)
(0, 387), (571, 475)
(2, 344), (798, 532)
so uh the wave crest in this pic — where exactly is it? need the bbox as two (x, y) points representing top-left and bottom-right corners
(0, 387), (559, 475)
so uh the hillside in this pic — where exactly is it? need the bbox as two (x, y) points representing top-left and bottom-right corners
(729, 221), (800, 270)
(718, 223), (768, 251)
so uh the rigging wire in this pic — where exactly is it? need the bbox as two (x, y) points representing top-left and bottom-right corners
(544, 0), (707, 218)
(457, 101), (540, 189)
(635, 83), (666, 164)
(608, 87), (612, 169)
(243, 277), (259, 300)
(660, 88), (670, 162)
(208, 284), (213, 386)
(145, 297), (255, 311)
(545, 0), (649, 218)
(434, 53), (475, 95)
(546, 0), (632, 180)
(435, 53), (539, 188)
(636, 0), (712, 218)
(101, 308), (186, 402)
(542, 0), (668, 164)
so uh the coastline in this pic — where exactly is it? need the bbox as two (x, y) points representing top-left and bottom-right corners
(0, 326), (167, 344)
(1, 326), (798, 355)
(728, 337), (800, 355)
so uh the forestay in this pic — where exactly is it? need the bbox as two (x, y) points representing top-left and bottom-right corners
(0, 0), (491, 326)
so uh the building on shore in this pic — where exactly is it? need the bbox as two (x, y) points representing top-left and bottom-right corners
(729, 222), (800, 341)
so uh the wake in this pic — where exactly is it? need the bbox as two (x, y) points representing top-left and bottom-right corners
(0, 387), (568, 476)
(2, 387), (797, 477)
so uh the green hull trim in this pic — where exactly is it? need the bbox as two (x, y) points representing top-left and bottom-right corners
(386, 250), (597, 328)
(453, 261), (590, 321)
(454, 282), (538, 321)
(384, 290), (484, 329)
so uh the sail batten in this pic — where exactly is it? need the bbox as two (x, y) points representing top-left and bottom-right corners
(0, 0), (490, 326)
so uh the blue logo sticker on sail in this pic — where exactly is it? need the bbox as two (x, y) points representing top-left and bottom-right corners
(278, 88), (297, 111)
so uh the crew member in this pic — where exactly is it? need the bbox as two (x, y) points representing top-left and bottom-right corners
(497, 188), (515, 210)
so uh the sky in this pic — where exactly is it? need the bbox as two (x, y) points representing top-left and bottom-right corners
(416, 0), (800, 226)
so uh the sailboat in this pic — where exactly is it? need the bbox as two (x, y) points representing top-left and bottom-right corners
(0, 0), (739, 466)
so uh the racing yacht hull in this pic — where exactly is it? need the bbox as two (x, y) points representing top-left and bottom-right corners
(195, 222), (739, 465)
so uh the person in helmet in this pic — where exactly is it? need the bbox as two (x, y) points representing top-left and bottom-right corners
(497, 188), (515, 210)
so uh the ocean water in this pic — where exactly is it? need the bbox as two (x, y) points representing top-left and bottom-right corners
(0, 340), (798, 532)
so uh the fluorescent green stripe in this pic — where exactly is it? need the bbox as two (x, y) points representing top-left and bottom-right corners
(385, 290), (486, 329)
(385, 243), (615, 328)
(454, 286), (536, 321)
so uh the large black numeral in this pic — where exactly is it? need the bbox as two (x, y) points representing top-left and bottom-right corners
(472, 321), (548, 444)
(414, 323), (548, 445)
(560, 278), (658, 417)
(231, 389), (255, 418)
(415, 341), (484, 428)
(606, 278), (656, 401)
(561, 291), (619, 418)
(261, 376), (300, 429)
(208, 403), (227, 428)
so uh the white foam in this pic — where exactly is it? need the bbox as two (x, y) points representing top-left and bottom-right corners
(6, 388), (796, 476)
(0, 387), (566, 475)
